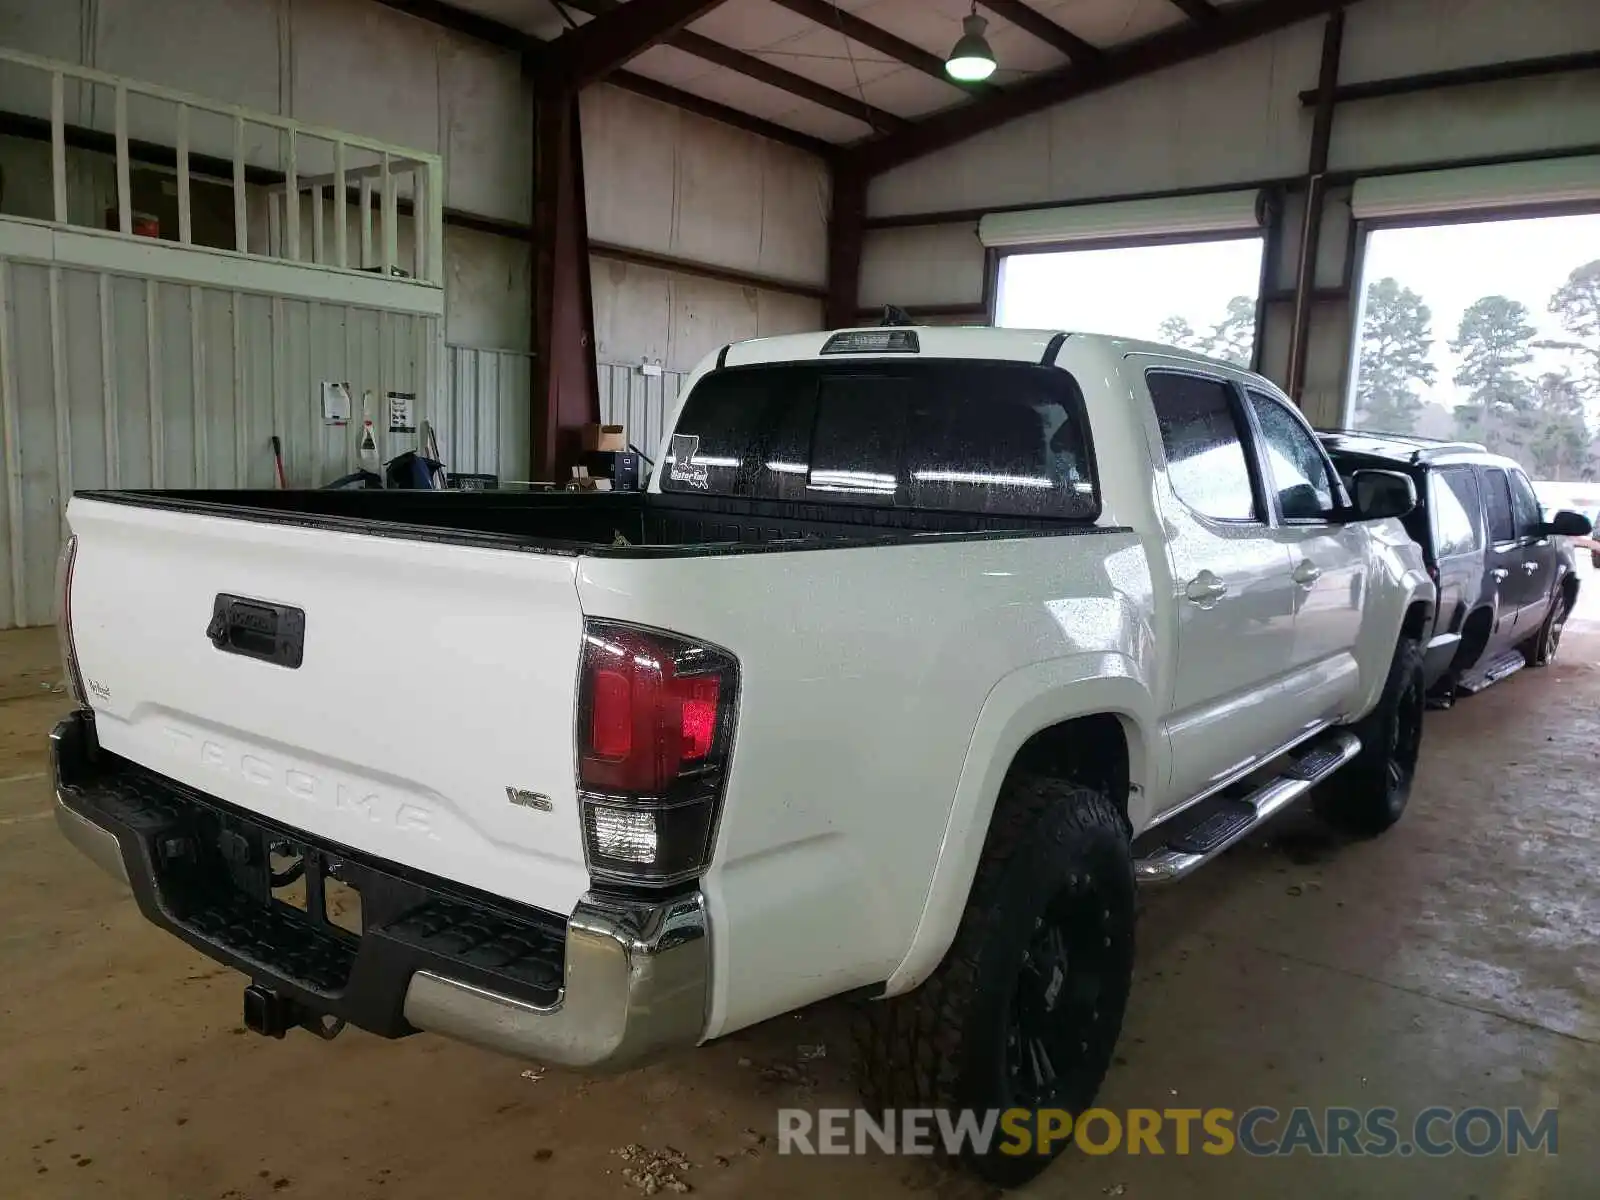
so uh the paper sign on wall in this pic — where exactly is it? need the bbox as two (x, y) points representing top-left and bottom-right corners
(321, 381), (351, 424)
(387, 391), (416, 434)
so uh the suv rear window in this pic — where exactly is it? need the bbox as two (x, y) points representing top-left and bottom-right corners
(660, 361), (1097, 520)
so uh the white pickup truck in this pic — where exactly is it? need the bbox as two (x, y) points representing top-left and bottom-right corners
(53, 327), (1435, 1183)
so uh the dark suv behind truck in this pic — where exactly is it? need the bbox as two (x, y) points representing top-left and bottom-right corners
(1319, 431), (1592, 699)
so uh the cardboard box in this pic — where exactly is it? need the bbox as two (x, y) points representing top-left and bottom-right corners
(582, 423), (625, 453)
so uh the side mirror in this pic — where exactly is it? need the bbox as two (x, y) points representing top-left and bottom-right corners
(1348, 469), (1417, 521)
(1544, 509), (1593, 538)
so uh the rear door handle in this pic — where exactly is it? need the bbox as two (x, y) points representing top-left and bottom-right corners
(1491, 568), (1509, 582)
(1522, 561), (1539, 574)
(1292, 561), (1322, 586)
(1185, 572), (1228, 604)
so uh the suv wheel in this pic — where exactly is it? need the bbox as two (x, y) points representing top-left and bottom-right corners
(1524, 592), (1570, 667)
(853, 776), (1135, 1188)
(1315, 638), (1425, 836)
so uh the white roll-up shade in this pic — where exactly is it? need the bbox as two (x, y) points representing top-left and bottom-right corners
(1351, 156), (1600, 221)
(978, 189), (1264, 249)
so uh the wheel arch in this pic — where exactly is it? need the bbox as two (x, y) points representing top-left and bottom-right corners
(880, 659), (1158, 996)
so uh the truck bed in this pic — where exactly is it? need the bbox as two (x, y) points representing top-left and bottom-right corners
(75, 488), (1081, 556)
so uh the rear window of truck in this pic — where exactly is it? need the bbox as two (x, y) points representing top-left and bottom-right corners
(660, 360), (1098, 520)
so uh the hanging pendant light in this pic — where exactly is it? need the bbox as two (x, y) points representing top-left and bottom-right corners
(945, 6), (997, 83)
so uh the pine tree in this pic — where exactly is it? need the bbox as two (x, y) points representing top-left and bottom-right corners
(1155, 296), (1256, 367)
(1538, 259), (1600, 403)
(1353, 277), (1436, 433)
(1525, 371), (1590, 481)
(1450, 295), (1536, 457)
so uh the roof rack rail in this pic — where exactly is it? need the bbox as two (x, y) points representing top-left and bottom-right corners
(1410, 441), (1487, 461)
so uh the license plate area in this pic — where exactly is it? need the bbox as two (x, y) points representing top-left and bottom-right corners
(268, 841), (364, 938)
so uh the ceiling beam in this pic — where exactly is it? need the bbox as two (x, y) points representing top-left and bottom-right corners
(672, 30), (907, 131)
(977, 0), (1104, 67)
(539, 0), (734, 92)
(1296, 48), (1600, 105)
(769, 0), (992, 94)
(1166, 0), (1222, 23)
(370, 0), (835, 158)
(371, 0), (527, 47)
(561, 0), (904, 131)
(849, 0), (1356, 175)
(608, 71), (837, 157)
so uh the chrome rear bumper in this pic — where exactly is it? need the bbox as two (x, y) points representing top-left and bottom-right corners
(51, 713), (709, 1071)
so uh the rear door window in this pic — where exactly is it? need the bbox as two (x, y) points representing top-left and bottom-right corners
(1146, 372), (1260, 522)
(661, 360), (1097, 519)
(1431, 468), (1482, 557)
(1481, 468), (1515, 543)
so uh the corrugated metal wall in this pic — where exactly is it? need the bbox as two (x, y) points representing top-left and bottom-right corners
(598, 361), (687, 465)
(442, 345), (532, 482)
(0, 256), (440, 629)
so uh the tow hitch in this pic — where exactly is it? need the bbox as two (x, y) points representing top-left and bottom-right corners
(242, 983), (346, 1041)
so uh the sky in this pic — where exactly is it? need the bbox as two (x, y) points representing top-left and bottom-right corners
(995, 237), (1265, 342)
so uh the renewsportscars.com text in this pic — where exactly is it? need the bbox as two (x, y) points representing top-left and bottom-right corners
(777, 1106), (1558, 1159)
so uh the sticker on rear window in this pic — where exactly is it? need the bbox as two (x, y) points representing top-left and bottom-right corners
(669, 433), (709, 489)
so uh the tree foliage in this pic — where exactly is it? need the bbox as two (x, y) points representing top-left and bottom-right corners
(1353, 277), (1436, 433)
(1156, 295), (1256, 368)
(1449, 295), (1536, 453)
(1538, 259), (1600, 402)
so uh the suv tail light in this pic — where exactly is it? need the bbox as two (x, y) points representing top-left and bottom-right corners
(55, 534), (88, 709)
(576, 620), (739, 886)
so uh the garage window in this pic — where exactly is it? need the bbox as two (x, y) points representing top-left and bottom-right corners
(988, 190), (1266, 369)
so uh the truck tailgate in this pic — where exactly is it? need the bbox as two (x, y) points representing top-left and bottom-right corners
(65, 497), (591, 917)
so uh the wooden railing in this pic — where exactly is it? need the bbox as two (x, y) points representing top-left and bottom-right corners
(0, 46), (444, 286)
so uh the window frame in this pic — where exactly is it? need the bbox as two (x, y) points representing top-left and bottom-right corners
(1240, 386), (1346, 526)
(1144, 365), (1271, 527)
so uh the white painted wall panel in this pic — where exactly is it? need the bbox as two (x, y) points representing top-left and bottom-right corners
(581, 85), (829, 288)
(1328, 74), (1600, 175)
(590, 257), (822, 374)
(1339, 0), (1600, 84)
(438, 31), (530, 225)
(443, 225), (530, 352)
(95, 0), (283, 120)
(289, 0), (440, 160)
(0, 254), (441, 627)
(859, 224), (985, 309)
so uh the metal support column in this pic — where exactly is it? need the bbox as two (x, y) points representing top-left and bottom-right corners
(1286, 7), (1344, 402)
(825, 167), (866, 330)
(530, 85), (599, 483)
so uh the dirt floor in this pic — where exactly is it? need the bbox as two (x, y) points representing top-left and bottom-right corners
(3, 604), (1598, 1199)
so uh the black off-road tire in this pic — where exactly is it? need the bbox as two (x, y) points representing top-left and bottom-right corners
(1314, 637), (1425, 836)
(853, 776), (1135, 1188)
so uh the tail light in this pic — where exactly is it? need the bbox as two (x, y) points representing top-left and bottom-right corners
(576, 620), (739, 886)
(55, 534), (88, 709)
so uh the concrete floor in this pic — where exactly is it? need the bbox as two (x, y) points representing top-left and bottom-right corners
(2, 614), (1597, 1200)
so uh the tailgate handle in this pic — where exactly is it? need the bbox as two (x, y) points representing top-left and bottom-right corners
(206, 594), (306, 669)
